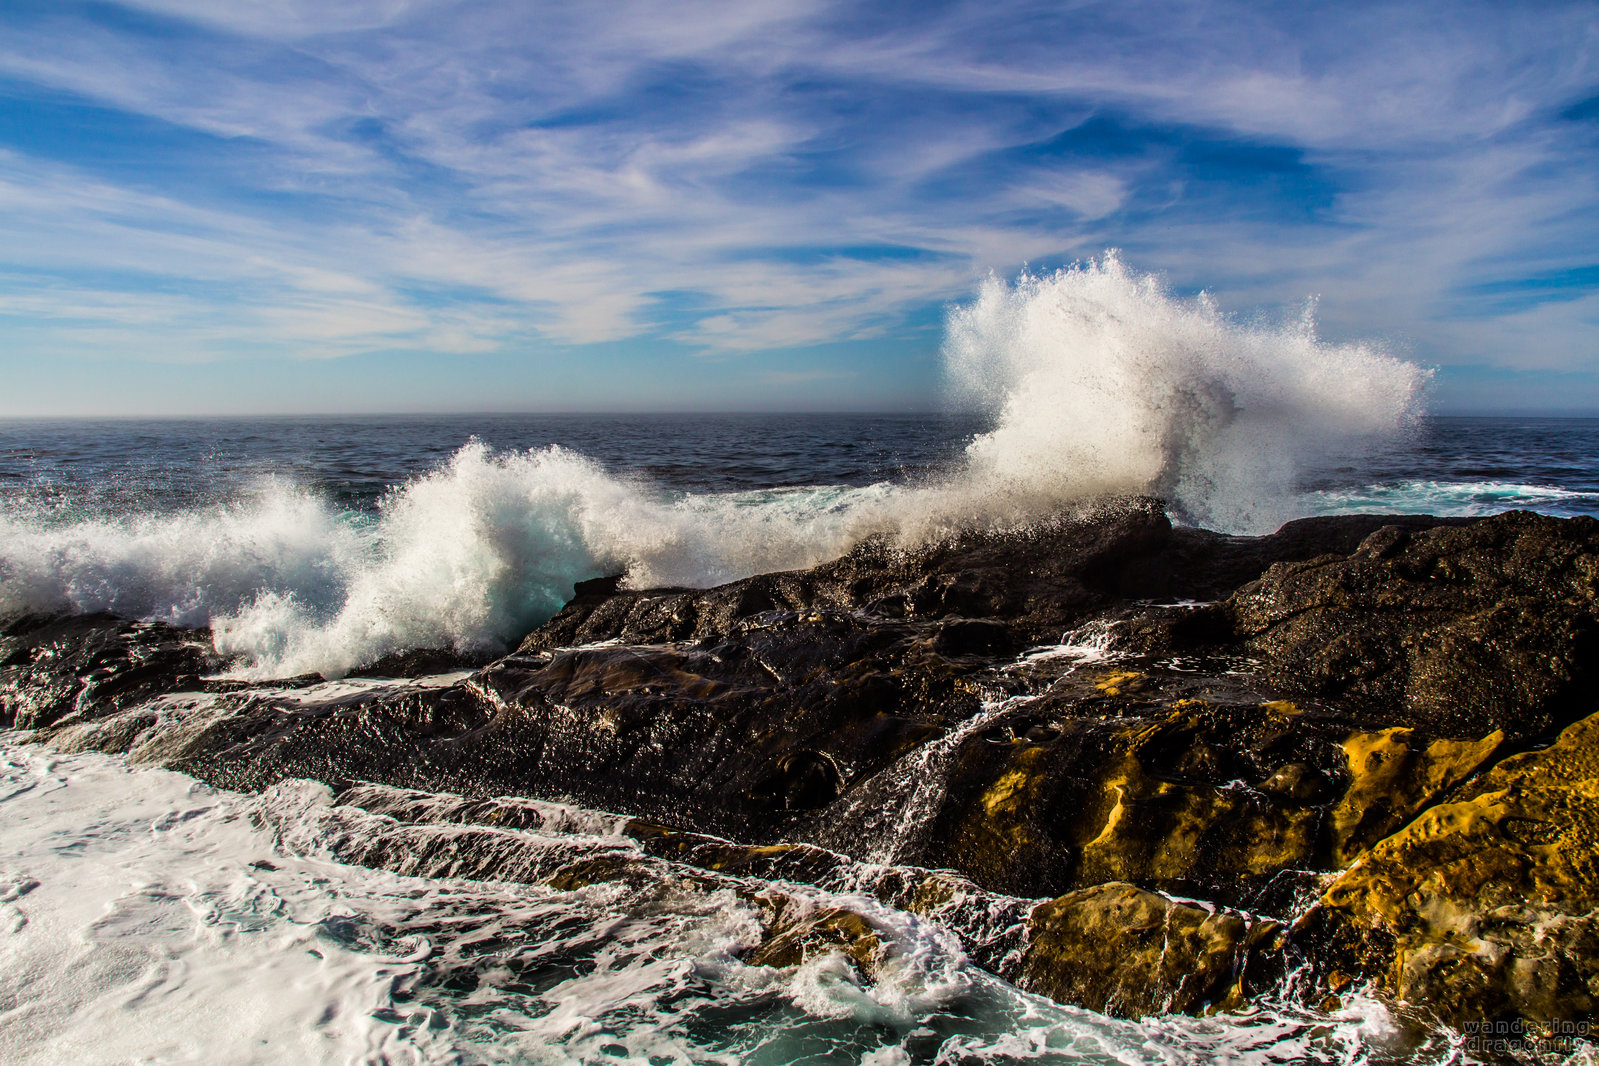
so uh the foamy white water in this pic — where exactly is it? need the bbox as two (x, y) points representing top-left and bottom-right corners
(0, 453), (900, 678)
(0, 737), (1467, 1065)
(0, 257), (1430, 679)
(943, 254), (1427, 532)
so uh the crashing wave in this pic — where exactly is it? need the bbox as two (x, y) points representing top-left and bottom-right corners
(0, 255), (1427, 677)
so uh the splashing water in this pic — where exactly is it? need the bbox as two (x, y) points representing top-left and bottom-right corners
(0, 448), (901, 678)
(942, 254), (1428, 531)
(0, 256), (1428, 677)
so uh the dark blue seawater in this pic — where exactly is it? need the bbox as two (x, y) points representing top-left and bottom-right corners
(2, 413), (1595, 520)
(0, 413), (984, 517)
(1296, 416), (1599, 519)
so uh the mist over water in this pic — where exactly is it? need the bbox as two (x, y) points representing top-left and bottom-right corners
(0, 255), (1477, 678)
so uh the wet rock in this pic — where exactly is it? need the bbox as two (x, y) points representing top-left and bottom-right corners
(257, 780), (895, 984)
(321, 779), (1285, 1018)
(624, 821), (851, 884)
(0, 613), (214, 731)
(1301, 708), (1599, 1029)
(909, 675), (1502, 908)
(1226, 511), (1599, 739)
(39, 619), (971, 842)
(932, 619), (1018, 657)
(519, 500), (1443, 655)
(1014, 882), (1285, 1018)
(749, 749), (844, 810)
(744, 901), (883, 975)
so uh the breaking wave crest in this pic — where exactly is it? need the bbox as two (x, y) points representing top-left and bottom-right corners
(943, 253), (1427, 531)
(0, 255), (1427, 678)
(0, 447), (898, 678)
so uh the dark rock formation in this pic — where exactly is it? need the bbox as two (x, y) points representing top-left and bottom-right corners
(1226, 511), (1599, 740)
(5, 501), (1599, 1039)
(0, 613), (213, 731)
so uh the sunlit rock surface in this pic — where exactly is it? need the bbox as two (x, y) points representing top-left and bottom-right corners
(1305, 709), (1599, 1028)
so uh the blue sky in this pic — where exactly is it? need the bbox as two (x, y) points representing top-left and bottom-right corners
(0, 0), (1596, 415)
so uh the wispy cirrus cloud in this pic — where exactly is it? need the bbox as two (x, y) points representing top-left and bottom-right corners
(0, 0), (1595, 412)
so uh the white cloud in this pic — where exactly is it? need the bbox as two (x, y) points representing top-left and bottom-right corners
(0, 0), (1594, 390)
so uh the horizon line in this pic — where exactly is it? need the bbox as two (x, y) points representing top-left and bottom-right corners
(3, 408), (1599, 423)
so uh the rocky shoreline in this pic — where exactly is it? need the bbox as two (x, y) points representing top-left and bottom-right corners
(4, 499), (1597, 1050)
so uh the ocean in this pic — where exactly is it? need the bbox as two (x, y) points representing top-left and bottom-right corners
(2, 264), (1596, 1064)
(3, 412), (1596, 681)
(1, 412), (1594, 1065)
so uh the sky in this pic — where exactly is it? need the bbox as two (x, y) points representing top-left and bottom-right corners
(0, 0), (1596, 416)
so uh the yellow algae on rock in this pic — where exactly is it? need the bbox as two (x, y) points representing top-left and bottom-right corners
(980, 744), (1048, 819)
(1309, 710), (1599, 1027)
(1093, 670), (1145, 696)
(745, 899), (884, 975)
(934, 694), (1515, 904)
(1072, 747), (1322, 887)
(1327, 727), (1504, 865)
(1015, 881), (1284, 1018)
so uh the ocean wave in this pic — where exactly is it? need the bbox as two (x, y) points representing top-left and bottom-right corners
(943, 253), (1427, 532)
(0, 447), (899, 678)
(1299, 479), (1599, 518)
(0, 254), (1429, 678)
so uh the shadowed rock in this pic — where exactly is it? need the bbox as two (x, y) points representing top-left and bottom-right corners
(1225, 511), (1599, 739)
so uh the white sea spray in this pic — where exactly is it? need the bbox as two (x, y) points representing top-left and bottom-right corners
(939, 253), (1427, 532)
(0, 256), (1428, 678)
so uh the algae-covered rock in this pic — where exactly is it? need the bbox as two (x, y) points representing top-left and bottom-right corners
(1304, 709), (1599, 1028)
(1013, 882), (1284, 1018)
(1325, 726), (1504, 866)
(744, 900), (883, 974)
(913, 671), (1504, 909)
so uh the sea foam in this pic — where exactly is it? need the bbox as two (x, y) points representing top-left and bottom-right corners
(0, 255), (1426, 678)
